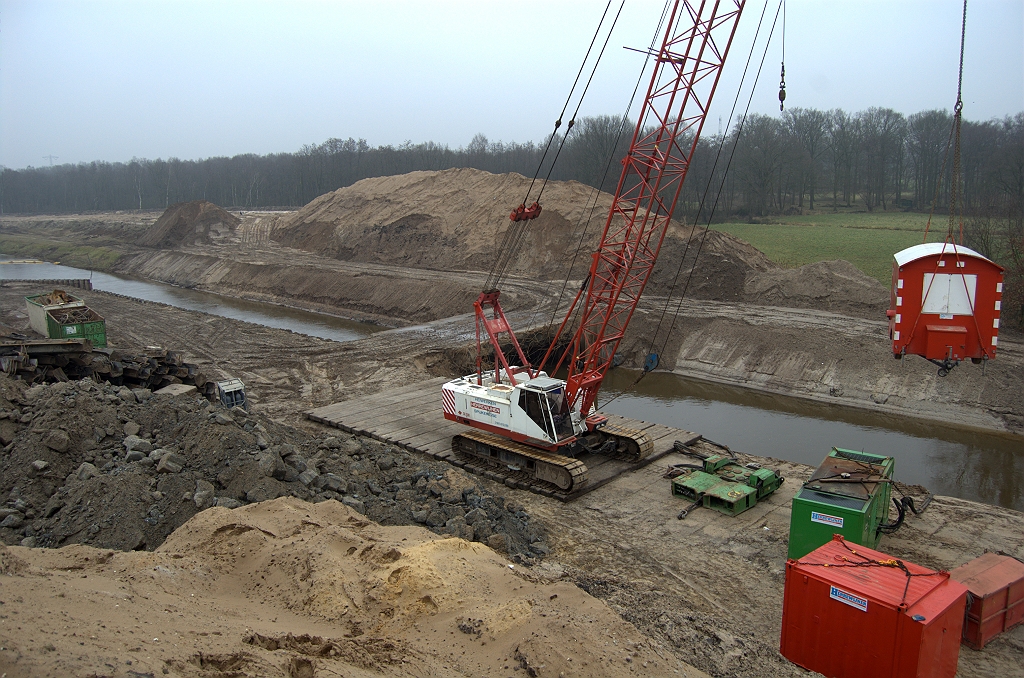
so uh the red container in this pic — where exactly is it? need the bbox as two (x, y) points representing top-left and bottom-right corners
(950, 552), (1024, 650)
(887, 243), (1003, 363)
(781, 535), (968, 678)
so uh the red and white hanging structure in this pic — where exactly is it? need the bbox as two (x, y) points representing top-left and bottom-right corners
(887, 242), (1003, 374)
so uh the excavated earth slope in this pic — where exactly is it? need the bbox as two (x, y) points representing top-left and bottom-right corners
(137, 200), (241, 248)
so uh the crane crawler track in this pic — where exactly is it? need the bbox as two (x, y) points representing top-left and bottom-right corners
(594, 423), (654, 461)
(452, 430), (589, 494)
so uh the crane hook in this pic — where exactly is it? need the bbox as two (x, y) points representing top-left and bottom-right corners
(779, 62), (786, 111)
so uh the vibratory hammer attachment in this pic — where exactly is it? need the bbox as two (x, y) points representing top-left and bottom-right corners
(509, 202), (542, 222)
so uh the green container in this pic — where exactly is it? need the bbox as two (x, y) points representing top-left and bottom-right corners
(45, 308), (107, 347)
(787, 447), (894, 560)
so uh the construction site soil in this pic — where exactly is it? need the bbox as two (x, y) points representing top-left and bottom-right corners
(1, 168), (1022, 677)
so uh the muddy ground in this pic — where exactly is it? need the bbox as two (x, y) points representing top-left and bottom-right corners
(1, 171), (1023, 677)
(0, 288), (1019, 678)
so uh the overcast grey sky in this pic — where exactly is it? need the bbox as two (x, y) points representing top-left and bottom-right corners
(1, 0), (1021, 170)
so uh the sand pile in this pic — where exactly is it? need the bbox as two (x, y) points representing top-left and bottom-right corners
(0, 496), (703, 677)
(273, 168), (776, 300)
(0, 374), (545, 560)
(745, 259), (889, 317)
(272, 168), (887, 315)
(138, 200), (241, 248)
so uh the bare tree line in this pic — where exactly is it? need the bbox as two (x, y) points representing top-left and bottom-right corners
(1, 106), (1022, 327)
(1, 108), (1019, 221)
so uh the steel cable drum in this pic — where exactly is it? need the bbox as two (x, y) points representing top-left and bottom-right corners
(886, 243), (1004, 375)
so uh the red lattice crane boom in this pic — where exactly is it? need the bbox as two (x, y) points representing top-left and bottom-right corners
(550, 0), (746, 417)
(442, 0), (746, 495)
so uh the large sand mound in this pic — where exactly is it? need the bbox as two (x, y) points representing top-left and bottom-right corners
(0, 496), (704, 677)
(139, 200), (241, 248)
(272, 168), (888, 316)
(273, 168), (776, 301)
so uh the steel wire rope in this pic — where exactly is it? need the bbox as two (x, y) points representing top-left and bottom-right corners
(547, 17), (683, 376)
(795, 537), (946, 605)
(489, 1), (629, 293)
(533, 0), (628, 206)
(921, 0), (968, 245)
(651, 0), (784, 373)
(484, 0), (616, 293)
(595, 0), (781, 411)
(522, 0), (675, 350)
(948, 0), (968, 245)
(778, 0), (786, 111)
(539, 0), (683, 369)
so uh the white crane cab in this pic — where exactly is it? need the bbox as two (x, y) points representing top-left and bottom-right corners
(442, 370), (584, 451)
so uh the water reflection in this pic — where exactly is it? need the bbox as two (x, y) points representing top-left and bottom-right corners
(597, 370), (1023, 511)
(0, 258), (380, 343)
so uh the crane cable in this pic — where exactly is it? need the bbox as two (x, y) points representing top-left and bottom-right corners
(485, 0), (614, 292)
(647, 0), (782, 366)
(779, 0), (786, 111)
(485, 1), (625, 292)
(596, 0), (782, 409)
(531, 0), (676, 345)
(922, 0), (968, 245)
(493, 0), (627, 291)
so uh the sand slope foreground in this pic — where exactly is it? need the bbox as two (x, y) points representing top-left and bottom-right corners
(0, 497), (704, 678)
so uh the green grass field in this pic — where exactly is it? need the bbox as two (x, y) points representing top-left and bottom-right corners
(711, 211), (952, 285)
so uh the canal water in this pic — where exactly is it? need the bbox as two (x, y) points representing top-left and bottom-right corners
(3, 257), (1021, 511)
(598, 369), (1023, 512)
(0, 258), (381, 343)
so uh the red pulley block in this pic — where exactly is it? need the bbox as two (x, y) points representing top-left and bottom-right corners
(509, 202), (542, 222)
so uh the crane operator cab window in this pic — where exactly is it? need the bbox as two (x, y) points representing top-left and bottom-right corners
(519, 386), (574, 442)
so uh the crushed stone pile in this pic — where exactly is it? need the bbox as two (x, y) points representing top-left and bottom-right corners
(137, 199), (241, 248)
(273, 168), (777, 300)
(0, 497), (695, 678)
(0, 374), (545, 560)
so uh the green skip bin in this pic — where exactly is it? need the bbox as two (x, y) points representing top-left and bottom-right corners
(787, 447), (894, 560)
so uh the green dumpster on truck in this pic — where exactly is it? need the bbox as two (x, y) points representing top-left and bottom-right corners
(25, 291), (107, 348)
(787, 447), (894, 560)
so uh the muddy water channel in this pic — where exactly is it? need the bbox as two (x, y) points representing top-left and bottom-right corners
(598, 369), (1023, 511)
(4, 258), (1021, 511)
(0, 259), (381, 342)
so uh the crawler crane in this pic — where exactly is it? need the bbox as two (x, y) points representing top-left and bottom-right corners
(442, 0), (746, 494)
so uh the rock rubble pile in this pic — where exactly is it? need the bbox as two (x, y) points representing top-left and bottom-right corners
(0, 374), (544, 559)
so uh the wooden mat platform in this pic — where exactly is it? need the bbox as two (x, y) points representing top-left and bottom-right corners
(307, 377), (700, 500)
